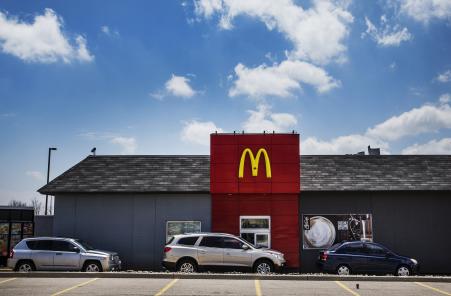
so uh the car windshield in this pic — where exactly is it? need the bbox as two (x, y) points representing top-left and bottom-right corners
(75, 239), (95, 250)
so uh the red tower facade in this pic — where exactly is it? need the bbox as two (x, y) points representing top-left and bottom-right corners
(210, 133), (300, 268)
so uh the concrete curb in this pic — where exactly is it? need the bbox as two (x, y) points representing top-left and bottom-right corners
(0, 272), (450, 282)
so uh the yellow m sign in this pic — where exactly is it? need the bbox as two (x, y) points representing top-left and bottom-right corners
(238, 148), (272, 179)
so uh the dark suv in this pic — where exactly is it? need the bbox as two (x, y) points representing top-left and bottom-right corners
(317, 241), (419, 276)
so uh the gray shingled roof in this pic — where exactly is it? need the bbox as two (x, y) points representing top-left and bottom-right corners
(301, 155), (451, 191)
(38, 156), (210, 194)
(38, 155), (451, 194)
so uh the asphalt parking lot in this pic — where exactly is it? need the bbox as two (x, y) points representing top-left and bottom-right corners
(0, 277), (451, 296)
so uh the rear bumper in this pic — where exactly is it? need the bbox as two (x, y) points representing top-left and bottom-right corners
(162, 260), (177, 271)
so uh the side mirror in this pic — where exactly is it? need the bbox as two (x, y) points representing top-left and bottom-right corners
(73, 247), (80, 253)
(242, 244), (249, 250)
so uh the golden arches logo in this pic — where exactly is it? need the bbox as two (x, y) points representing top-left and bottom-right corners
(238, 148), (272, 179)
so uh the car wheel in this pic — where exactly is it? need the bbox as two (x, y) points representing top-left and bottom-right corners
(254, 259), (274, 274)
(177, 259), (197, 273)
(336, 264), (351, 276)
(83, 261), (102, 272)
(16, 261), (35, 272)
(396, 265), (410, 276)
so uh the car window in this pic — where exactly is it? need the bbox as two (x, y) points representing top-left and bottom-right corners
(223, 237), (243, 249)
(337, 243), (365, 254)
(26, 240), (39, 250)
(199, 236), (223, 248)
(365, 244), (387, 256)
(178, 236), (199, 246)
(31, 240), (53, 251)
(52, 241), (77, 252)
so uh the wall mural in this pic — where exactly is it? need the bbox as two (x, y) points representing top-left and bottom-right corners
(302, 214), (373, 249)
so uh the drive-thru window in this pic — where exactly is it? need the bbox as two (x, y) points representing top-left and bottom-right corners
(240, 216), (270, 248)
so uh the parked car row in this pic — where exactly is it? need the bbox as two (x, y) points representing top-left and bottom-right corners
(7, 234), (419, 276)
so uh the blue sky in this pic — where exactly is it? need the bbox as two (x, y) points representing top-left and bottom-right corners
(1, 0), (451, 207)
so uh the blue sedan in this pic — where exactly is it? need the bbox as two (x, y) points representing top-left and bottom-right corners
(317, 241), (419, 276)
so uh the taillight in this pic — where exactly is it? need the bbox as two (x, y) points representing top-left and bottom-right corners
(9, 250), (14, 258)
(164, 247), (172, 253)
(320, 252), (328, 261)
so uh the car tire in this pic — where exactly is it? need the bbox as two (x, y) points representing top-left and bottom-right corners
(396, 265), (411, 276)
(177, 258), (197, 273)
(253, 259), (274, 274)
(336, 264), (351, 276)
(83, 261), (103, 272)
(16, 260), (36, 272)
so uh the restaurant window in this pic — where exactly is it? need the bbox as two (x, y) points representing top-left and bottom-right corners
(240, 216), (271, 248)
(166, 221), (201, 243)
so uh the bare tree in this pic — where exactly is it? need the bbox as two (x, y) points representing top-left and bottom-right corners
(8, 200), (28, 207)
(30, 197), (42, 215)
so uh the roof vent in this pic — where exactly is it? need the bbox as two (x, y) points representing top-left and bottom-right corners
(368, 145), (380, 155)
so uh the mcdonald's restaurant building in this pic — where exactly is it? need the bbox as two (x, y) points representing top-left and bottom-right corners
(38, 133), (451, 274)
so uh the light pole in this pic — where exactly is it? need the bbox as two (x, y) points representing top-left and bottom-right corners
(45, 147), (57, 215)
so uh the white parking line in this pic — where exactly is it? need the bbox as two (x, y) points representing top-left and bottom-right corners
(155, 279), (179, 296)
(0, 278), (16, 285)
(334, 281), (361, 296)
(51, 278), (99, 296)
(415, 282), (451, 296)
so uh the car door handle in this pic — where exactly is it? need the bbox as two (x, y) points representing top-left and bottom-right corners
(225, 252), (231, 256)
(199, 251), (206, 254)
(55, 253), (63, 255)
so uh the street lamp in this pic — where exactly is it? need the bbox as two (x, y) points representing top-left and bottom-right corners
(45, 147), (57, 215)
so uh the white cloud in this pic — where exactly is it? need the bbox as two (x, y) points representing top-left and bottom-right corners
(362, 15), (412, 47)
(302, 99), (451, 154)
(436, 70), (451, 83)
(439, 93), (451, 104)
(242, 104), (297, 132)
(193, 0), (352, 99)
(229, 60), (340, 98)
(402, 138), (451, 154)
(0, 8), (93, 63)
(366, 103), (451, 141)
(26, 171), (45, 181)
(400, 0), (451, 23)
(181, 120), (223, 145)
(302, 134), (389, 155)
(389, 62), (397, 70)
(80, 132), (137, 154)
(195, 0), (353, 65)
(149, 91), (165, 100)
(101, 25), (119, 37)
(110, 137), (137, 154)
(165, 74), (197, 98)
(101, 26), (110, 34)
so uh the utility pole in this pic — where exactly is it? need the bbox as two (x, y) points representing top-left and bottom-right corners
(45, 147), (57, 215)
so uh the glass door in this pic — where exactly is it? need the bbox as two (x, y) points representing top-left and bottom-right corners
(240, 216), (271, 248)
(0, 223), (9, 257)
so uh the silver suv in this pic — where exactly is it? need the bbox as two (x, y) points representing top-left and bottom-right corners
(162, 233), (285, 274)
(7, 237), (121, 272)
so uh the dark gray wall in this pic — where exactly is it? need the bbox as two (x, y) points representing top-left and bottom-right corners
(34, 215), (54, 237)
(299, 191), (451, 274)
(53, 193), (211, 270)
